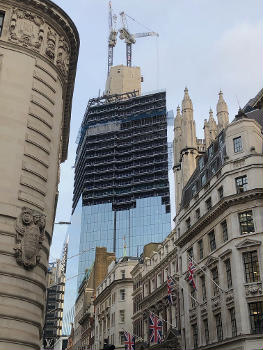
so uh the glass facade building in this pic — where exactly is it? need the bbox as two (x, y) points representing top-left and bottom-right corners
(74, 90), (171, 288)
(62, 198), (82, 335)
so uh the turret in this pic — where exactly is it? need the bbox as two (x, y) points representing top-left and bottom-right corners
(173, 106), (182, 165)
(217, 90), (229, 131)
(181, 87), (197, 149)
(204, 108), (218, 147)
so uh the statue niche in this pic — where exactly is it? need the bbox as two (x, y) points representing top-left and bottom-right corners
(14, 207), (46, 269)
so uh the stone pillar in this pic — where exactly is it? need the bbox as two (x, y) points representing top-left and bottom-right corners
(0, 1), (79, 349)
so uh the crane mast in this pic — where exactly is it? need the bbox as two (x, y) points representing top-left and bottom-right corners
(119, 11), (159, 67)
(108, 1), (117, 75)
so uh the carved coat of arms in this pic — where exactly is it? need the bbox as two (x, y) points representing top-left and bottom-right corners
(14, 207), (46, 269)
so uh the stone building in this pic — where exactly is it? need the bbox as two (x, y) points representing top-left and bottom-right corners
(131, 233), (181, 350)
(174, 89), (263, 350)
(0, 0), (79, 348)
(73, 247), (115, 350)
(94, 256), (139, 350)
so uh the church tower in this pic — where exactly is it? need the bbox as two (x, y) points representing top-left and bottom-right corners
(204, 108), (218, 147)
(217, 90), (229, 131)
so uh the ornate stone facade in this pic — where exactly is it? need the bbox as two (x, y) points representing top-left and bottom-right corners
(0, 0), (79, 349)
(174, 90), (263, 350)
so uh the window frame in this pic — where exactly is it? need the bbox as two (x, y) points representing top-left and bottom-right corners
(200, 275), (206, 302)
(221, 220), (228, 242)
(225, 258), (232, 289)
(120, 288), (126, 301)
(208, 230), (216, 252)
(249, 302), (263, 334)
(203, 319), (209, 344)
(235, 175), (248, 193)
(242, 250), (260, 283)
(211, 266), (220, 296)
(230, 308), (237, 337)
(215, 313), (223, 341)
(239, 210), (255, 235)
(205, 197), (212, 211)
(192, 323), (198, 349)
(0, 11), (4, 36)
(198, 239), (204, 260)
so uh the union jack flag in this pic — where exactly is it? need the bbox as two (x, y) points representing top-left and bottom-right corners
(188, 259), (196, 290)
(124, 331), (135, 350)
(167, 275), (175, 304)
(149, 312), (163, 344)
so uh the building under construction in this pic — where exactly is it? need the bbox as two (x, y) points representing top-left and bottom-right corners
(72, 64), (171, 287)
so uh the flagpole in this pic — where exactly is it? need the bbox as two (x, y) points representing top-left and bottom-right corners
(148, 310), (179, 339)
(121, 328), (144, 343)
(188, 256), (225, 293)
(169, 275), (200, 305)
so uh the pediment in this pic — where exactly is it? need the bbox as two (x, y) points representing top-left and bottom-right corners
(219, 249), (232, 260)
(236, 239), (261, 249)
(205, 256), (219, 268)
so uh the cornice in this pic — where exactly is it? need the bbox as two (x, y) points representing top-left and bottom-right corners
(175, 188), (263, 248)
(0, 0), (80, 162)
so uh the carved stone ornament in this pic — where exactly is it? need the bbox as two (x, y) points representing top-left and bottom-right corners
(245, 282), (262, 297)
(9, 8), (44, 50)
(45, 26), (57, 60)
(14, 207), (46, 269)
(56, 36), (70, 76)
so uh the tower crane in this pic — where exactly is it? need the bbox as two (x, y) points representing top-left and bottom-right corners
(108, 1), (118, 75)
(119, 11), (159, 67)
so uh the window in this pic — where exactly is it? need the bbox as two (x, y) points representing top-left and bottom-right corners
(151, 277), (155, 291)
(239, 211), (255, 235)
(211, 266), (219, 296)
(249, 302), (263, 334)
(218, 133), (224, 147)
(192, 323), (198, 349)
(188, 247), (194, 260)
(205, 197), (212, 211)
(221, 220), (228, 242)
(218, 186), (224, 199)
(192, 183), (197, 196)
(198, 239), (203, 260)
(186, 217), (191, 230)
(119, 331), (125, 344)
(211, 161), (217, 175)
(225, 259), (232, 289)
(200, 275), (206, 302)
(196, 208), (200, 220)
(208, 145), (214, 159)
(0, 12), (4, 36)
(233, 136), (242, 153)
(204, 319), (209, 344)
(199, 157), (204, 171)
(111, 312), (115, 326)
(201, 173), (207, 186)
(243, 251), (260, 283)
(215, 313), (223, 341)
(157, 272), (162, 287)
(230, 308), (237, 337)
(208, 230), (216, 251)
(119, 310), (125, 323)
(121, 270), (125, 279)
(120, 289), (125, 301)
(235, 175), (248, 193)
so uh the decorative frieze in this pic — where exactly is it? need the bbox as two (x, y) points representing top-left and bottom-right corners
(8, 7), (70, 78)
(225, 289), (234, 308)
(211, 294), (221, 313)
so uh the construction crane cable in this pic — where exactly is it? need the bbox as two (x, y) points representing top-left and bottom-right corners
(125, 13), (155, 33)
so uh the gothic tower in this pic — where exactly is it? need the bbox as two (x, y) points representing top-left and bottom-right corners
(204, 108), (218, 147)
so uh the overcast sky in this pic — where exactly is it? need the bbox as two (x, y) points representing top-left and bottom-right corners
(50, 0), (262, 261)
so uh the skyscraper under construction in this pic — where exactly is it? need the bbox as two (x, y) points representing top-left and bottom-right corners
(73, 65), (171, 286)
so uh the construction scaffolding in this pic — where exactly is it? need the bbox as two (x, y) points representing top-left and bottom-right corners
(73, 90), (170, 213)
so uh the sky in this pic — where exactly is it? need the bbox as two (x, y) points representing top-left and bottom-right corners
(50, 0), (262, 261)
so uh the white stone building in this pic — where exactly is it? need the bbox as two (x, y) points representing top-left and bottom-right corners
(131, 233), (181, 350)
(94, 257), (138, 350)
(174, 89), (263, 350)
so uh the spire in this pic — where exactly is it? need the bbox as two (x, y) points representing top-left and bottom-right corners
(217, 90), (228, 114)
(217, 90), (229, 131)
(174, 105), (182, 127)
(209, 108), (214, 121)
(182, 87), (193, 111)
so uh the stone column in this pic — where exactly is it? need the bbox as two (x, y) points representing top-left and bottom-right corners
(0, 1), (79, 349)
